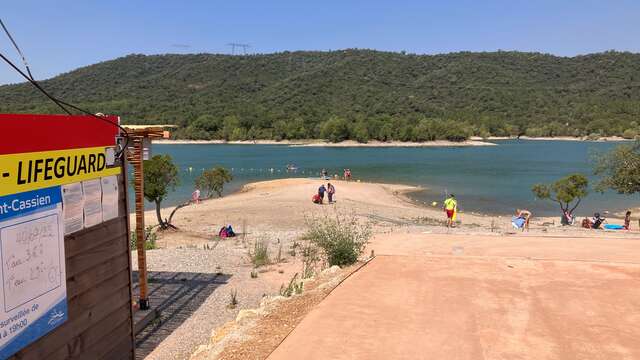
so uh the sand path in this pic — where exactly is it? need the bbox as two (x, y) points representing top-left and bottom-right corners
(268, 233), (640, 360)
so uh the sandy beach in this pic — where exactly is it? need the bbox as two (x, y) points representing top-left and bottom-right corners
(145, 178), (635, 247)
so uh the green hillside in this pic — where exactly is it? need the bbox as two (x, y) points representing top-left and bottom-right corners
(1, 49), (640, 141)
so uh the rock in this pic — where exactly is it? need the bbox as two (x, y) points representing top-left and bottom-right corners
(321, 265), (341, 277)
(235, 309), (262, 324)
(260, 295), (286, 308)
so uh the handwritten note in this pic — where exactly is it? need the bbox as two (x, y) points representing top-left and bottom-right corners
(1, 213), (62, 311)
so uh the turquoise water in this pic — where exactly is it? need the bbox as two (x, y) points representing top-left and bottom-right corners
(136, 140), (637, 217)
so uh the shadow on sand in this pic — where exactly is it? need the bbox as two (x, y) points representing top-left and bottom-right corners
(132, 271), (231, 359)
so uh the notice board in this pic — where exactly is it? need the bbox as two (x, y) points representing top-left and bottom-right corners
(0, 114), (134, 359)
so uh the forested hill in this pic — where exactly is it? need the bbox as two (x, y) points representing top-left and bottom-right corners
(1, 49), (640, 141)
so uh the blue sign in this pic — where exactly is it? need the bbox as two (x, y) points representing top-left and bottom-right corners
(0, 186), (67, 359)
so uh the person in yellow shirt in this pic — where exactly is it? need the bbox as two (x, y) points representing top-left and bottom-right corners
(443, 194), (457, 228)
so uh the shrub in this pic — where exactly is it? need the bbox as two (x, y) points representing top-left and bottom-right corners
(303, 209), (371, 267)
(279, 273), (304, 297)
(249, 240), (270, 267)
(130, 226), (158, 250)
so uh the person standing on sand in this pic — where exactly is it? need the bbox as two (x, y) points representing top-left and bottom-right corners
(192, 188), (201, 204)
(443, 194), (457, 227)
(318, 184), (327, 204)
(624, 211), (632, 230)
(327, 182), (336, 203)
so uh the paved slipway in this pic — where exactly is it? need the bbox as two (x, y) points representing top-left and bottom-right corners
(268, 234), (640, 359)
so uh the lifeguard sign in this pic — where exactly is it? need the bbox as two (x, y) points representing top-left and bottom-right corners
(0, 114), (135, 359)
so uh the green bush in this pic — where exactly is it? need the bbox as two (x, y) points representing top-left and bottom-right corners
(303, 210), (371, 267)
(130, 226), (158, 250)
(249, 240), (270, 267)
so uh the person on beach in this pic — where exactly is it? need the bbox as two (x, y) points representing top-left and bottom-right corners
(514, 208), (532, 231)
(624, 211), (632, 230)
(192, 188), (201, 204)
(443, 194), (457, 228)
(318, 184), (327, 203)
(321, 168), (328, 178)
(327, 182), (336, 203)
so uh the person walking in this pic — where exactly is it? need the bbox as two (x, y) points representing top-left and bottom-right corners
(327, 182), (336, 203)
(192, 188), (201, 204)
(443, 194), (457, 228)
(318, 184), (327, 204)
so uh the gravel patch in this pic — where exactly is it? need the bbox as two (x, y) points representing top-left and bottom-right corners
(132, 231), (304, 360)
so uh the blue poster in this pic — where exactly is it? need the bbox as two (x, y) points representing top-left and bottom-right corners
(0, 186), (67, 359)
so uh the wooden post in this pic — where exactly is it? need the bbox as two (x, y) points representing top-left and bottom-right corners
(130, 136), (149, 310)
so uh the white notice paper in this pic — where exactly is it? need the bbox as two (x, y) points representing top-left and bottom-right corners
(62, 183), (84, 234)
(101, 176), (119, 221)
(82, 179), (103, 228)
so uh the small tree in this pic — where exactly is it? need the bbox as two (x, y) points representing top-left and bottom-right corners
(593, 141), (640, 195)
(140, 154), (179, 228)
(532, 173), (589, 223)
(196, 166), (233, 198)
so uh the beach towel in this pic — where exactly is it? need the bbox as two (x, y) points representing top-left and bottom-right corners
(452, 208), (458, 222)
(604, 224), (624, 230)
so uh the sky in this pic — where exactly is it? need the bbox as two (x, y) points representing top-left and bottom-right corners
(1, 0), (639, 84)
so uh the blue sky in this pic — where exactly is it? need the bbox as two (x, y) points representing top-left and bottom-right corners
(0, 0), (638, 84)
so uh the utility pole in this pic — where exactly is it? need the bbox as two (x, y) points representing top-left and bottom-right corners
(227, 43), (251, 55)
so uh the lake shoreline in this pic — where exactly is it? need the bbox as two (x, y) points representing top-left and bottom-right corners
(153, 139), (496, 147)
(154, 137), (632, 146)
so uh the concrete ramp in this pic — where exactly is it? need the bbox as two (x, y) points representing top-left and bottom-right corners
(269, 254), (640, 359)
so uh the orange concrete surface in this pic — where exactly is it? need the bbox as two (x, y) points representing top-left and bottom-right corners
(268, 234), (640, 360)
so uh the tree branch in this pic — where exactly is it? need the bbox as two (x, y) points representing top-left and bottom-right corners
(166, 200), (193, 228)
(569, 197), (582, 214)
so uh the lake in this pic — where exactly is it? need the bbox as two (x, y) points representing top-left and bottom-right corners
(136, 140), (637, 217)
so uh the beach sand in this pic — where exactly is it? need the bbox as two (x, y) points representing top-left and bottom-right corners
(143, 178), (635, 247)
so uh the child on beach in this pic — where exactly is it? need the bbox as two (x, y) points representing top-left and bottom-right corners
(443, 194), (457, 228)
(192, 188), (201, 204)
(624, 211), (632, 230)
(327, 183), (336, 203)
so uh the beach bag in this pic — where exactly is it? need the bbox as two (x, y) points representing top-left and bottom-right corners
(312, 194), (321, 204)
(219, 226), (228, 238)
(226, 225), (236, 237)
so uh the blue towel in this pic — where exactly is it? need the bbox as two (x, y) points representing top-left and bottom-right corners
(512, 216), (526, 228)
(604, 224), (624, 230)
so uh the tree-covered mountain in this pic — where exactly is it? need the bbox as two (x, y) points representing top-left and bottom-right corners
(1, 49), (639, 141)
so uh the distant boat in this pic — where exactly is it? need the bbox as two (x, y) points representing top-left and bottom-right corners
(286, 164), (298, 171)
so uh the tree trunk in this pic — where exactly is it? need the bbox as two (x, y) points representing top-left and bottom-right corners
(155, 200), (165, 228)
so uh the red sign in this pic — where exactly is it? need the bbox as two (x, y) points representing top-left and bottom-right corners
(0, 114), (120, 155)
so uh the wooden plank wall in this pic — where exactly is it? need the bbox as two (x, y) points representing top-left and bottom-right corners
(10, 169), (135, 360)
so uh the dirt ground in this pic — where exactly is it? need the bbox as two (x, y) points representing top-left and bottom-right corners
(132, 179), (638, 359)
(267, 234), (640, 360)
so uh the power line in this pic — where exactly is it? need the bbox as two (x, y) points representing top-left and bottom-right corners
(0, 18), (33, 80)
(227, 43), (250, 55)
(0, 19), (129, 158)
